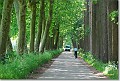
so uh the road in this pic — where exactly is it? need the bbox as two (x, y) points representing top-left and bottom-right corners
(29, 51), (109, 80)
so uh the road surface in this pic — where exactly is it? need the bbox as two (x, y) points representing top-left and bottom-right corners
(28, 51), (109, 80)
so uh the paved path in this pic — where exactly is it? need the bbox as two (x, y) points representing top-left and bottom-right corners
(37, 51), (109, 80)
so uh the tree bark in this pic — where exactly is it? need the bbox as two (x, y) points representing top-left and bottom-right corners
(17, 0), (26, 54)
(92, 3), (97, 57)
(54, 23), (60, 49)
(111, 0), (118, 64)
(51, 25), (55, 50)
(30, 0), (36, 52)
(6, 36), (13, 53)
(89, 0), (92, 52)
(39, 0), (54, 53)
(35, 0), (45, 52)
(59, 36), (63, 49)
(95, 1), (100, 59)
(45, 35), (50, 50)
(0, 0), (13, 61)
(100, 0), (108, 63)
(14, 0), (20, 29)
(84, 0), (90, 52)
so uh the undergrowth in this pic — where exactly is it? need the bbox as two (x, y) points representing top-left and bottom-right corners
(0, 49), (63, 79)
(78, 48), (119, 80)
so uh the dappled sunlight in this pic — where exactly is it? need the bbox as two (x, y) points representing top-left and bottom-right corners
(38, 51), (109, 80)
(0, 0), (118, 79)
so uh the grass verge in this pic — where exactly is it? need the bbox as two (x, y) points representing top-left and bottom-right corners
(0, 49), (63, 79)
(78, 49), (118, 80)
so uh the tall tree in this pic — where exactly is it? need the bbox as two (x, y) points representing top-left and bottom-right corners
(35, 0), (45, 52)
(109, 0), (118, 64)
(84, 0), (90, 52)
(92, 2), (97, 58)
(39, 0), (54, 53)
(29, 0), (37, 52)
(99, 0), (108, 63)
(0, 0), (14, 61)
(17, 0), (26, 54)
(85, 0), (118, 63)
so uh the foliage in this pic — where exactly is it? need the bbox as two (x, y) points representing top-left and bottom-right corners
(109, 10), (118, 24)
(8, 0), (86, 47)
(53, 0), (85, 41)
(0, 49), (63, 79)
(92, 0), (98, 4)
(0, 0), (3, 15)
(84, 26), (91, 37)
(78, 49), (118, 80)
(10, 8), (18, 38)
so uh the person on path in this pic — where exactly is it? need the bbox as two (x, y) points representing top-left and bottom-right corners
(74, 48), (78, 59)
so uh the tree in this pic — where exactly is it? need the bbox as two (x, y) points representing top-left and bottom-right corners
(0, 0), (14, 61)
(84, 0), (118, 64)
(109, 0), (118, 64)
(39, 0), (54, 53)
(29, 0), (37, 52)
(35, 0), (45, 52)
(17, 0), (26, 54)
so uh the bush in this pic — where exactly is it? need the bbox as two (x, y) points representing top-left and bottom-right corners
(0, 49), (62, 79)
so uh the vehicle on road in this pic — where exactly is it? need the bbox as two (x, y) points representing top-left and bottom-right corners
(64, 45), (71, 51)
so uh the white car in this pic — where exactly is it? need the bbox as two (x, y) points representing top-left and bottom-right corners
(64, 45), (71, 51)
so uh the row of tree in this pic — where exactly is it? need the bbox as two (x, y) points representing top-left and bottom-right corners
(0, 0), (85, 62)
(0, 0), (59, 61)
(1, 0), (117, 64)
(77, 0), (118, 64)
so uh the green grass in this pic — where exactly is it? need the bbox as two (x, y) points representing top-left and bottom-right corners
(0, 49), (63, 79)
(78, 49), (119, 80)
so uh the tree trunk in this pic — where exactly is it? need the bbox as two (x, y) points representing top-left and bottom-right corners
(84, 0), (90, 52)
(89, 0), (92, 52)
(51, 26), (55, 50)
(95, 1), (100, 59)
(0, 0), (3, 28)
(100, 0), (108, 63)
(54, 23), (60, 49)
(58, 36), (63, 49)
(51, 37), (54, 50)
(30, 0), (36, 52)
(39, 0), (54, 53)
(14, 0), (20, 28)
(0, 0), (13, 61)
(45, 35), (50, 50)
(92, 3), (97, 57)
(6, 36), (13, 53)
(17, 0), (26, 54)
(35, 0), (45, 52)
(111, 0), (118, 64)
(0, 11), (1, 25)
